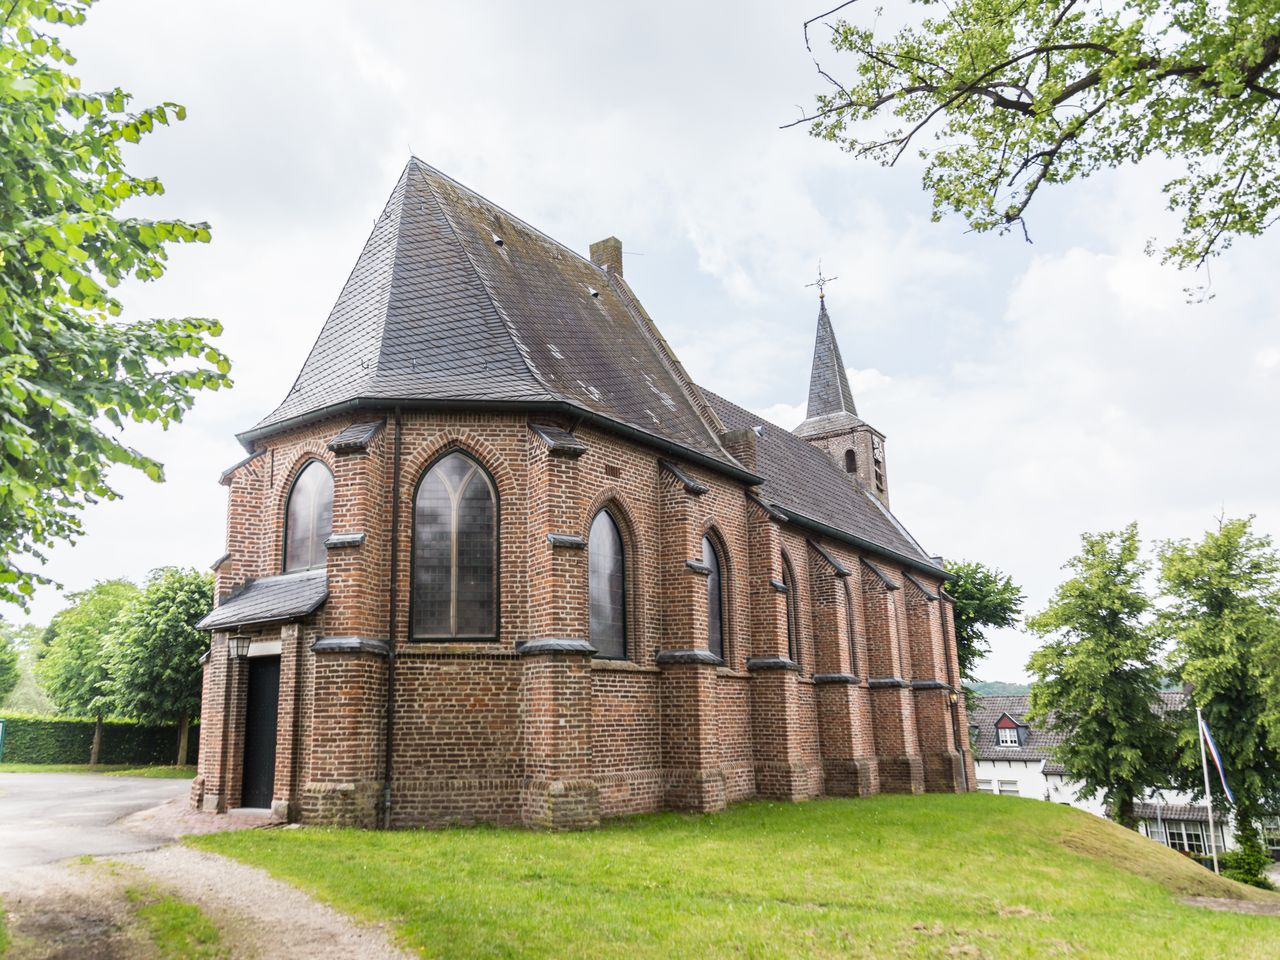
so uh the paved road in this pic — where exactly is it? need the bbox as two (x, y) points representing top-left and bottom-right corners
(0, 773), (191, 873)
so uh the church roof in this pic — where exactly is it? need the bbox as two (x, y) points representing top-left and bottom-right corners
(241, 159), (745, 478)
(794, 299), (865, 439)
(704, 389), (941, 574)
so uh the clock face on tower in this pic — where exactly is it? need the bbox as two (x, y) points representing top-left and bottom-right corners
(872, 436), (883, 462)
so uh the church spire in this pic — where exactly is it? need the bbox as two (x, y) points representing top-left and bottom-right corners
(804, 297), (857, 422)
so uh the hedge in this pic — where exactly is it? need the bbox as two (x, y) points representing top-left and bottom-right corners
(0, 713), (199, 765)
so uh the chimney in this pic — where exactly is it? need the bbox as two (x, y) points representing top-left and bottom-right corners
(719, 426), (759, 473)
(589, 236), (623, 277)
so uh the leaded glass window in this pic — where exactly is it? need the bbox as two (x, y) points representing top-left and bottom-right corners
(284, 460), (333, 572)
(412, 452), (497, 639)
(845, 582), (859, 675)
(589, 509), (626, 659)
(782, 554), (799, 663)
(704, 535), (724, 660)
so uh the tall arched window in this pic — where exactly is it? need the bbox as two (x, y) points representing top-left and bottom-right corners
(412, 451), (497, 639)
(845, 582), (860, 676)
(781, 553), (799, 663)
(703, 535), (724, 661)
(844, 449), (857, 474)
(284, 460), (333, 572)
(589, 509), (626, 659)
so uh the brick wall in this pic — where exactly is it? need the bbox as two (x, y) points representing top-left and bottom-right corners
(198, 408), (969, 829)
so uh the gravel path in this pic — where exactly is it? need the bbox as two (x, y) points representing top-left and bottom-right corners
(1, 783), (412, 959)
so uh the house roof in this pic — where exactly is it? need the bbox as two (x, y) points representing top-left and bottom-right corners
(242, 159), (742, 477)
(970, 692), (1189, 771)
(1134, 801), (1212, 824)
(703, 389), (940, 573)
(197, 570), (329, 631)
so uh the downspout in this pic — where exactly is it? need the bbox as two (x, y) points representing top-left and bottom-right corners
(381, 407), (403, 829)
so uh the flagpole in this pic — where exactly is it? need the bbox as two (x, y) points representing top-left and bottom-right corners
(1197, 707), (1221, 875)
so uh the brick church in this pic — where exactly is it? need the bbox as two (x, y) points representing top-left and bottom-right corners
(192, 158), (974, 828)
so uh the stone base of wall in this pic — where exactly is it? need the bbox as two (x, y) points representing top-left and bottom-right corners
(189, 775), (207, 811)
(664, 767), (728, 812)
(876, 754), (925, 794)
(755, 760), (820, 801)
(301, 780), (383, 828)
(597, 769), (665, 818)
(822, 757), (879, 797)
(390, 776), (523, 828)
(522, 778), (601, 830)
(922, 750), (966, 793)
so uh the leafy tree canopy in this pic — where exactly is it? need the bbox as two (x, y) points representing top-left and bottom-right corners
(106, 566), (211, 727)
(1159, 516), (1280, 839)
(943, 559), (1024, 684)
(36, 577), (137, 717)
(0, 0), (231, 608)
(800, 0), (1280, 270)
(1027, 523), (1172, 827)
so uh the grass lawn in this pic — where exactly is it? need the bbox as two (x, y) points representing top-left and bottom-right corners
(125, 886), (227, 960)
(0, 763), (195, 778)
(190, 793), (1280, 959)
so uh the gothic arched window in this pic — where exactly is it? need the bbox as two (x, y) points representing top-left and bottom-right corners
(844, 449), (857, 474)
(703, 535), (724, 661)
(781, 552), (799, 663)
(283, 460), (333, 573)
(589, 509), (627, 659)
(845, 582), (860, 676)
(412, 451), (497, 639)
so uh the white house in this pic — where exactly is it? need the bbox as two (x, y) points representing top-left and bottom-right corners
(969, 694), (1237, 857)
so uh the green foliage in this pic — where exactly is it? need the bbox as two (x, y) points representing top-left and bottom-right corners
(0, 629), (17, 705)
(0, 712), (197, 764)
(106, 567), (210, 729)
(1027, 523), (1172, 826)
(1159, 517), (1280, 837)
(1218, 838), (1276, 890)
(802, 0), (1280, 270)
(0, 616), (47, 711)
(0, 0), (231, 608)
(969, 680), (1030, 696)
(37, 578), (137, 717)
(943, 559), (1024, 683)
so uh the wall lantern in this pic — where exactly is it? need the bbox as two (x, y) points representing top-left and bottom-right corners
(948, 690), (959, 706)
(228, 635), (252, 660)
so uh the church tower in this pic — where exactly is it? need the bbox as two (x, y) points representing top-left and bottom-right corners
(793, 296), (889, 506)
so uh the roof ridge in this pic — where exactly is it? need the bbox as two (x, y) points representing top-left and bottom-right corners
(412, 164), (558, 403)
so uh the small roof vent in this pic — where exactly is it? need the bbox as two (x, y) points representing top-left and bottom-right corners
(587, 286), (600, 299)
(491, 233), (504, 247)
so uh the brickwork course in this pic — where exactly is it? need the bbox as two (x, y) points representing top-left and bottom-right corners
(191, 158), (974, 829)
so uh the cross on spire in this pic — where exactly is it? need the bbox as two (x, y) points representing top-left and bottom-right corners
(805, 260), (839, 300)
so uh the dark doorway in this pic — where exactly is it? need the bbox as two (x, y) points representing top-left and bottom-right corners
(240, 655), (280, 809)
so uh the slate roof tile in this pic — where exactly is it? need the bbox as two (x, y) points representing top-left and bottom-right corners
(197, 570), (328, 631)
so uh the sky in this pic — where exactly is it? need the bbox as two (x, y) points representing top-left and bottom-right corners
(16, 0), (1280, 681)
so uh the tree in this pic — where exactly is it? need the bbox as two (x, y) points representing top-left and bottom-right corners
(36, 578), (137, 762)
(0, 617), (52, 712)
(1026, 524), (1171, 828)
(106, 567), (211, 764)
(0, 0), (231, 609)
(1159, 516), (1280, 855)
(797, 0), (1280, 271)
(0, 628), (18, 705)
(944, 559), (1024, 687)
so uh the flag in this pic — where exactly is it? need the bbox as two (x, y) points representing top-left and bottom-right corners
(1198, 714), (1236, 805)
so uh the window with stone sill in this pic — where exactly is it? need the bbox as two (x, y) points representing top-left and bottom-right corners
(412, 451), (497, 640)
(781, 552), (799, 664)
(283, 460), (333, 573)
(703, 535), (724, 661)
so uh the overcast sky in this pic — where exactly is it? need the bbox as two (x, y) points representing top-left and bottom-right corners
(17, 0), (1280, 681)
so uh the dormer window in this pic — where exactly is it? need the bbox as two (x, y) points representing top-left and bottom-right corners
(998, 726), (1019, 748)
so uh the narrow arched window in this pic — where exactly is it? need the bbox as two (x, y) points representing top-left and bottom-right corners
(845, 582), (860, 676)
(284, 460), (333, 572)
(844, 449), (857, 474)
(412, 452), (497, 639)
(589, 509), (626, 659)
(703, 535), (724, 661)
(781, 553), (799, 663)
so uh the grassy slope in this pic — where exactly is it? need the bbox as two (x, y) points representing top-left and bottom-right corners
(0, 763), (195, 777)
(191, 793), (1280, 959)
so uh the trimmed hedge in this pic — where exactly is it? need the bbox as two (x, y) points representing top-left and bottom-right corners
(0, 713), (199, 765)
